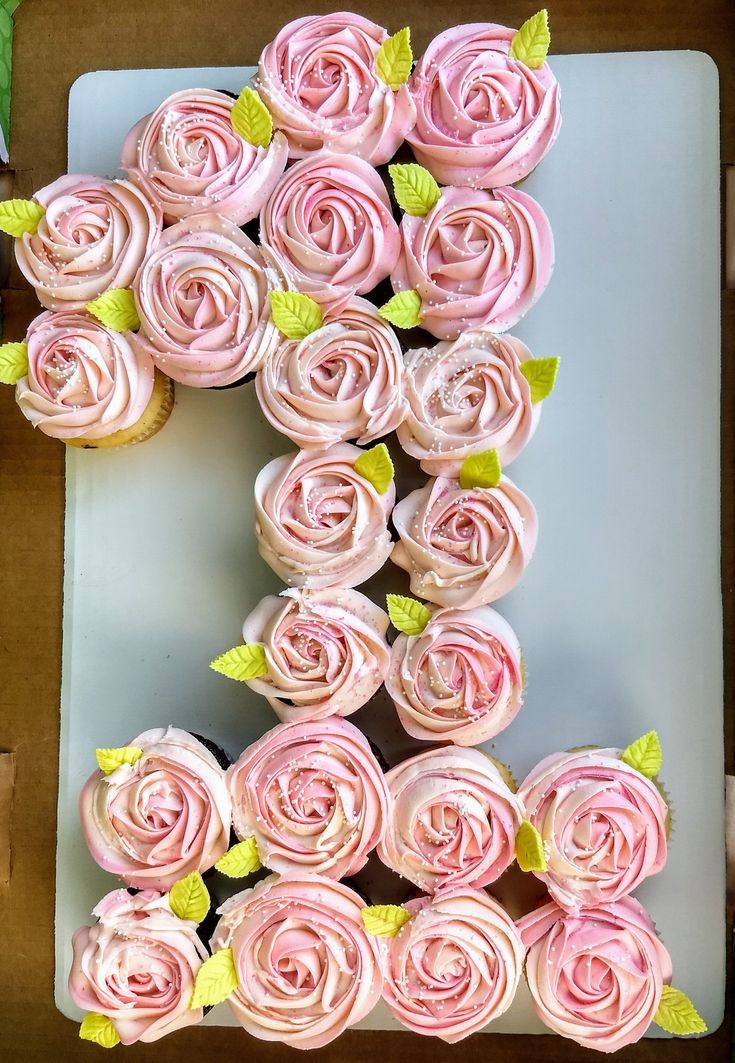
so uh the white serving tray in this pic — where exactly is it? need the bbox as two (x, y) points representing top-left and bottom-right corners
(56, 54), (723, 1037)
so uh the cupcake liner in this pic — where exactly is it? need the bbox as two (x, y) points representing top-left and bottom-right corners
(63, 370), (174, 449)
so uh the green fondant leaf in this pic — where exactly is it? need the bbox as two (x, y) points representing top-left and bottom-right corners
(0, 341), (28, 384)
(354, 442), (394, 495)
(376, 27), (413, 90)
(520, 356), (560, 403)
(215, 837), (262, 878)
(95, 746), (144, 775)
(169, 871), (210, 924)
(653, 986), (707, 1035)
(389, 162), (441, 216)
(515, 819), (547, 872)
(269, 291), (323, 340)
(79, 1013), (120, 1048)
(361, 904), (411, 937)
(459, 448), (502, 490)
(210, 643), (268, 682)
(231, 86), (273, 148)
(86, 288), (140, 333)
(378, 289), (422, 329)
(0, 198), (45, 237)
(509, 9), (551, 69)
(386, 593), (431, 636)
(621, 731), (663, 778)
(189, 948), (238, 1009)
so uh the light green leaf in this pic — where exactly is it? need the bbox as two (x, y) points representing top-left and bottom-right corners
(459, 448), (502, 490)
(79, 1013), (120, 1048)
(361, 904), (411, 938)
(210, 643), (268, 682)
(621, 731), (663, 778)
(520, 356), (560, 403)
(653, 985), (707, 1035)
(0, 198), (45, 237)
(169, 871), (210, 924)
(509, 9), (551, 69)
(231, 86), (273, 148)
(375, 27), (413, 90)
(269, 291), (323, 340)
(354, 443), (394, 495)
(389, 163), (441, 216)
(0, 341), (28, 384)
(189, 948), (238, 1010)
(378, 289), (422, 329)
(215, 837), (262, 878)
(95, 746), (144, 775)
(515, 819), (548, 872)
(386, 593), (431, 636)
(86, 288), (140, 333)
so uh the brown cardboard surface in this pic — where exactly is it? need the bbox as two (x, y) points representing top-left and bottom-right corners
(0, 0), (733, 1059)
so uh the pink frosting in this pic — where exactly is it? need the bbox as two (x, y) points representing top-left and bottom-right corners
(255, 442), (396, 590)
(517, 748), (669, 911)
(377, 746), (524, 891)
(227, 717), (391, 879)
(256, 297), (407, 448)
(392, 184), (554, 340)
(518, 897), (673, 1053)
(386, 605), (523, 744)
(260, 153), (400, 312)
(407, 23), (561, 188)
(242, 587), (390, 723)
(69, 888), (207, 1045)
(398, 330), (539, 476)
(79, 726), (231, 890)
(131, 213), (286, 387)
(121, 88), (288, 225)
(15, 310), (154, 439)
(382, 888), (523, 1041)
(15, 174), (161, 311)
(211, 874), (383, 1049)
(256, 13), (416, 164)
(391, 474), (538, 608)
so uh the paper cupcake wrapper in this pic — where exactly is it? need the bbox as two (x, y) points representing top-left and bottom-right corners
(64, 371), (174, 449)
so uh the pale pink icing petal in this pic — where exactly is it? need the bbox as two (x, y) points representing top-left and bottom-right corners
(391, 474), (537, 608)
(15, 174), (161, 310)
(242, 587), (390, 723)
(408, 23), (561, 188)
(121, 88), (288, 225)
(15, 309), (154, 439)
(387, 605), (523, 744)
(256, 14), (416, 165)
(392, 184), (554, 340)
(518, 748), (669, 911)
(227, 717), (391, 879)
(68, 888), (208, 1045)
(518, 897), (673, 1053)
(256, 297), (407, 448)
(377, 746), (524, 891)
(255, 442), (396, 590)
(382, 888), (523, 1041)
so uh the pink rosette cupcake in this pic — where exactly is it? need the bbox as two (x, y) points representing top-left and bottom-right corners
(256, 297), (407, 448)
(260, 153), (400, 312)
(211, 874), (383, 1049)
(69, 888), (208, 1045)
(517, 746), (669, 911)
(14, 174), (161, 310)
(382, 888), (523, 1041)
(386, 603), (523, 744)
(79, 727), (231, 890)
(255, 442), (396, 590)
(121, 88), (288, 225)
(392, 184), (553, 340)
(256, 14), (416, 164)
(227, 717), (390, 879)
(131, 213), (286, 388)
(407, 22), (561, 188)
(377, 746), (524, 892)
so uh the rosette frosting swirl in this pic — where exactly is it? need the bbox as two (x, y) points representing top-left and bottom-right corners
(15, 174), (161, 310)
(132, 213), (285, 387)
(15, 310), (154, 440)
(392, 184), (553, 339)
(255, 442), (395, 589)
(386, 605), (523, 744)
(79, 727), (231, 890)
(256, 297), (407, 448)
(518, 897), (673, 1052)
(382, 888), (523, 1041)
(407, 23), (562, 188)
(398, 330), (539, 476)
(242, 587), (391, 723)
(211, 874), (384, 1049)
(121, 88), (288, 224)
(227, 717), (391, 879)
(391, 474), (538, 608)
(517, 748), (669, 911)
(377, 746), (524, 891)
(256, 13), (416, 164)
(69, 888), (207, 1044)
(260, 153), (400, 311)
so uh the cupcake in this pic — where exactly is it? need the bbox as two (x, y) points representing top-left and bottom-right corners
(255, 442), (396, 590)
(79, 727), (232, 890)
(10, 309), (172, 447)
(386, 602), (524, 744)
(377, 745), (524, 891)
(256, 297), (407, 448)
(382, 887), (523, 1041)
(210, 874), (384, 1048)
(407, 20), (561, 188)
(256, 13), (416, 164)
(70, 888), (208, 1045)
(121, 87), (288, 225)
(14, 174), (161, 310)
(131, 213), (286, 388)
(226, 717), (390, 879)
(517, 743), (669, 911)
(260, 153), (400, 313)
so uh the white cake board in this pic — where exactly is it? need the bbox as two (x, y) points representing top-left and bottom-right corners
(56, 54), (723, 1037)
